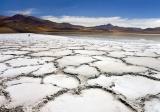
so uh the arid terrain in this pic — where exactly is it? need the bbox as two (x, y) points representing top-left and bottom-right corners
(0, 34), (160, 112)
(1, 14), (160, 34)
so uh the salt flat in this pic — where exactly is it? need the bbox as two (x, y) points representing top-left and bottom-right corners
(0, 33), (160, 112)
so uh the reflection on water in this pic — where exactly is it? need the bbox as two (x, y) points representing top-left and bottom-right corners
(67, 34), (160, 42)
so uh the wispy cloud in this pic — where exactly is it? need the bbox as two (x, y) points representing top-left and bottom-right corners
(7, 8), (36, 15)
(42, 16), (160, 29)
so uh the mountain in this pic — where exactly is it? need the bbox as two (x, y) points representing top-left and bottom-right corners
(92, 24), (143, 33)
(0, 14), (84, 33)
(0, 16), (7, 19)
(1, 14), (160, 34)
(143, 27), (160, 34)
(94, 24), (115, 30)
(92, 24), (160, 34)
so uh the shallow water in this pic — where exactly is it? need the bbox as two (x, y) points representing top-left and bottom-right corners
(68, 34), (160, 42)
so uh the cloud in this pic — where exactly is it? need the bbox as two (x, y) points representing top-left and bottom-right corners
(7, 8), (36, 15)
(42, 16), (160, 29)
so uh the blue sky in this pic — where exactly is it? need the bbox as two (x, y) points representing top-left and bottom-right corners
(1, 0), (160, 28)
(1, 0), (160, 18)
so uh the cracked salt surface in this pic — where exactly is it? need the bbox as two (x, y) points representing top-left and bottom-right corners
(40, 89), (133, 112)
(75, 50), (105, 55)
(5, 58), (45, 67)
(92, 56), (147, 74)
(43, 74), (79, 89)
(88, 75), (160, 99)
(57, 55), (95, 67)
(0, 55), (14, 62)
(144, 98), (160, 112)
(0, 33), (160, 112)
(64, 65), (99, 78)
(5, 77), (41, 87)
(32, 63), (57, 76)
(0, 95), (6, 107)
(1, 66), (40, 77)
(125, 57), (160, 71)
(5, 83), (61, 108)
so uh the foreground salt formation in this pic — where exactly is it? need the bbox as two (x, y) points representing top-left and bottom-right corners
(0, 33), (160, 112)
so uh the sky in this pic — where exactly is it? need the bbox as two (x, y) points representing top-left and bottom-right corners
(1, 0), (160, 28)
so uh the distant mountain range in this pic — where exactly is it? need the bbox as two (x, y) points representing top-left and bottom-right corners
(1, 14), (160, 34)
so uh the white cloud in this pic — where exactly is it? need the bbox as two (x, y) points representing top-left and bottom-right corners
(7, 8), (36, 15)
(42, 16), (160, 29)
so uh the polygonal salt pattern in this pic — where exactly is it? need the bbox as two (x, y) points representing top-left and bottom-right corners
(43, 74), (79, 89)
(57, 55), (95, 67)
(91, 56), (147, 74)
(125, 57), (160, 71)
(0, 33), (160, 112)
(32, 63), (57, 76)
(144, 98), (160, 112)
(40, 89), (133, 112)
(88, 75), (160, 100)
(64, 65), (99, 78)
(5, 83), (61, 108)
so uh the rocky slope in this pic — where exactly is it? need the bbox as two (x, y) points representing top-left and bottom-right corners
(0, 14), (84, 33)
(1, 14), (160, 34)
